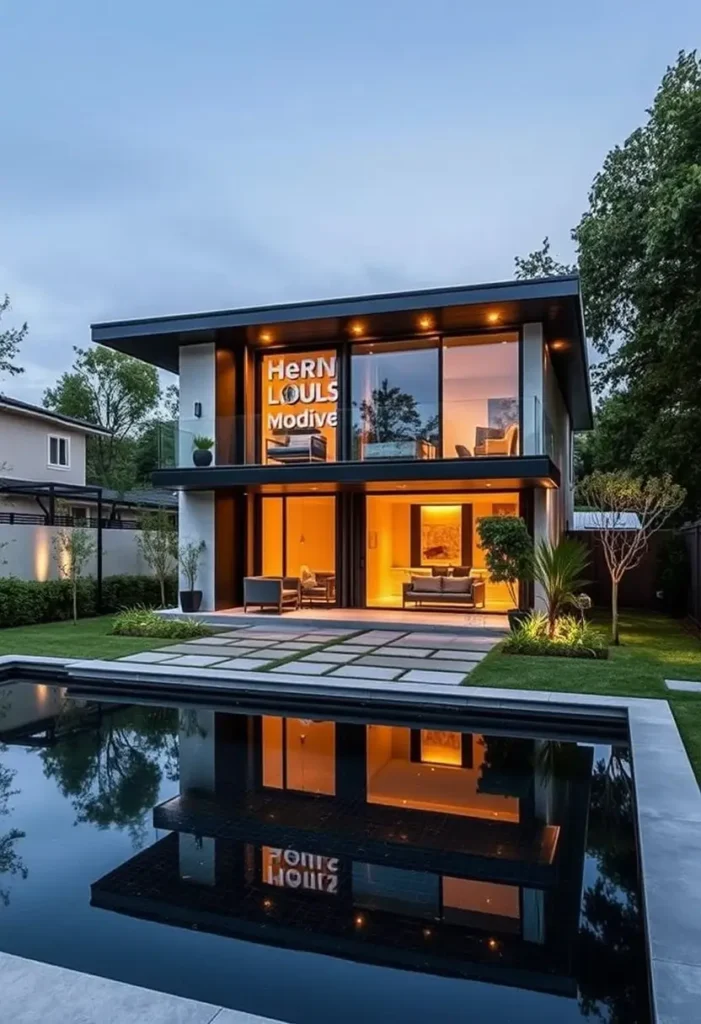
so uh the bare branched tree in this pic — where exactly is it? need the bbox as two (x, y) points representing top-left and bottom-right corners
(578, 471), (686, 644)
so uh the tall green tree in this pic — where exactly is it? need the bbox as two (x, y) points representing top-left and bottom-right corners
(514, 237), (575, 279)
(44, 346), (161, 488)
(0, 294), (26, 380)
(574, 50), (701, 518)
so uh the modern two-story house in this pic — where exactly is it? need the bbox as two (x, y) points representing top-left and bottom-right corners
(92, 275), (591, 614)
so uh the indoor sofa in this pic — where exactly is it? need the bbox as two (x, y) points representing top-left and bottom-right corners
(402, 574), (485, 610)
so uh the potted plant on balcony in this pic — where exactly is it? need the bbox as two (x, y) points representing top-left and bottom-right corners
(179, 539), (206, 613)
(192, 436), (214, 467)
(476, 516), (533, 630)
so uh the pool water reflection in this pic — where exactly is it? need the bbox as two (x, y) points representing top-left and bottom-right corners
(0, 683), (650, 1023)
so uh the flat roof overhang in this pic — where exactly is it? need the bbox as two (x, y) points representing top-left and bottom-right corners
(152, 455), (559, 493)
(92, 275), (592, 430)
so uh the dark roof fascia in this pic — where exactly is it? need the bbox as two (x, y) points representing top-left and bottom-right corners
(0, 395), (112, 436)
(91, 275), (582, 342)
(151, 455), (560, 491)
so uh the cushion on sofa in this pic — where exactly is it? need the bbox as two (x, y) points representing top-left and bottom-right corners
(451, 566), (472, 578)
(411, 576), (443, 593)
(442, 576), (473, 595)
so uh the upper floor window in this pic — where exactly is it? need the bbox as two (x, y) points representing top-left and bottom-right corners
(48, 434), (70, 468)
(442, 333), (519, 459)
(260, 349), (338, 465)
(351, 339), (439, 460)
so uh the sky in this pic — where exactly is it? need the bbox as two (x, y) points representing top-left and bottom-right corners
(1, 0), (699, 405)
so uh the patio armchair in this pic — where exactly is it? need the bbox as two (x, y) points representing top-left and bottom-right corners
(301, 571), (336, 606)
(243, 576), (301, 613)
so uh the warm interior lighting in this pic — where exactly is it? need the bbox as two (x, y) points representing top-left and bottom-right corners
(487, 311), (500, 323)
(418, 314), (433, 330)
(350, 321), (365, 336)
(550, 339), (567, 351)
(259, 330), (273, 343)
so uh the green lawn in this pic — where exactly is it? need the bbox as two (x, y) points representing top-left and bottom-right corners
(469, 610), (701, 777)
(0, 615), (174, 659)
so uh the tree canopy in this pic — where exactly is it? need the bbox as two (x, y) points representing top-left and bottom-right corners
(573, 50), (701, 517)
(0, 294), (26, 380)
(44, 346), (163, 489)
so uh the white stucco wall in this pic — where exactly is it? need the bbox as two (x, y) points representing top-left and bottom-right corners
(0, 410), (87, 485)
(0, 525), (156, 581)
(178, 490), (215, 609)
(179, 343), (216, 467)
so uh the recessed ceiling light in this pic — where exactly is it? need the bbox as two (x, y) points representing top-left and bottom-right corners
(260, 330), (272, 343)
(487, 311), (500, 323)
(418, 314), (433, 330)
(350, 321), (365, 336)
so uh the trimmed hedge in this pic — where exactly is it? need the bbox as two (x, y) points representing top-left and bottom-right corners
(0, 574), (177, 629)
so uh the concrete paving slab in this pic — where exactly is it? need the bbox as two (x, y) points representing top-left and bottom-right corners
(326, 643), (379, 654)
(357, 655), (479, 673)
(187, 636), (240, 646)
(666, 679), (701, 693)
(430, 649), (487, 663)
(158, 644), (255, 659)
(297, 632), (353, 642)
(270, 661), (334, 675)
(300, 651), (359, 663)
(402, 668), (467, 685)
(215, 630), (252, 637)
(266, 641), (319, 651)
(118, 651), (180, 664)
(352, 630), (407, 643)
(0, 950), (223, 1024)
(329, 664), (404, 680)
(379, 645), (437, 657)
(217, 658), (272, 670)
(228, 639), (278, 648)
(165, 654), (230, 668)
(650, 959), (701, 1024)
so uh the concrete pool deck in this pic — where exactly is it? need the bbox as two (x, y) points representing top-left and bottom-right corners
(1, 646), (701, 1022)
(0, 951), (284, 1024)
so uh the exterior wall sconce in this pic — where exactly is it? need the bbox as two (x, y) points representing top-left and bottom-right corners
(194, 402), (202, 419)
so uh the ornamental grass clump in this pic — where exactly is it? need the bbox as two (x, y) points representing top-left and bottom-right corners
(111, 606), (212, 639)
(503, 611), (608, 659)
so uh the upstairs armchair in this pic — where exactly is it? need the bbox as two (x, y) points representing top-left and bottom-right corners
(474, 423), (519, 457)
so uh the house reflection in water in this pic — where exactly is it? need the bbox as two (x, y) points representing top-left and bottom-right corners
(91, 710), (592, 996)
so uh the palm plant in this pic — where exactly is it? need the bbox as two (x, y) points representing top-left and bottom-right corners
(532, 538), (589, 637)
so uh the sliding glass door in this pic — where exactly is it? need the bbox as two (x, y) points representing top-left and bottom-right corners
(260, 495), (336, 604)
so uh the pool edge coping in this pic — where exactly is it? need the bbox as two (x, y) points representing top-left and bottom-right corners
(2, 653), (700, 1023)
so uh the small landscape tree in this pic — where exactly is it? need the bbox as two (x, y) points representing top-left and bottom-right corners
(179, 540), (206, 592)
(476, 516), (533, 610)
(136, 507), (178, 607)
(53, 527), (97, 624)
(578, 471), (686, 644)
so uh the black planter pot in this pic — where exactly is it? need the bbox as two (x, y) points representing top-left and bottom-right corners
(193, 449), (213, 467)
(180, 590), (203, 613)
(508, 609), (531, 632)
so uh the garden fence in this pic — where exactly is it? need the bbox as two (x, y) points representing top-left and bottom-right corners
(681, 521), (701, 627)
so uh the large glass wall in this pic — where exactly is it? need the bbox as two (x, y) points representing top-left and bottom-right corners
(261, 495), (336, 604)
(260, 349), (338, 464)
(365, 492), (520, 610)
(351, 340), (439, 460)
(442, 332), (520, 459)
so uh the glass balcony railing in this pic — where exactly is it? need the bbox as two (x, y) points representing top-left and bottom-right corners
(155, 397), (557, 470)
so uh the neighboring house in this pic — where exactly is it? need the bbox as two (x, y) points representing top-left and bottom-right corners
(92, 274), (592, 612)
(0, 394), (176, 526)
(0, 395), (177, 584)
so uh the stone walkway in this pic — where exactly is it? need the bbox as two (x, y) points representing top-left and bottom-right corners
(119, 624), (501, 686)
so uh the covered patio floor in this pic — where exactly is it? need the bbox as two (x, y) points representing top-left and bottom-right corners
(160, 605), (509, 634)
